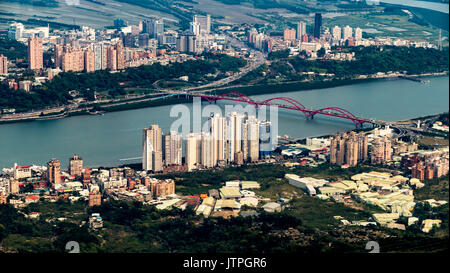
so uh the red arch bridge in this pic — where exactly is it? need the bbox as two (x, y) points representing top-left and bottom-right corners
(189, 92), (375, 127)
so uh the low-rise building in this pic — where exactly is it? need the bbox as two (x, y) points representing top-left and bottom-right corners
(219, 187), (242, 199)
(262, 202), (282, 213)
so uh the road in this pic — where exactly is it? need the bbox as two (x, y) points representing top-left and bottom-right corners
(176, 34), (267, 93)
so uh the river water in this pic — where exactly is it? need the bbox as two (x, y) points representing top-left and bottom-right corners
(0, 76), (448, 169)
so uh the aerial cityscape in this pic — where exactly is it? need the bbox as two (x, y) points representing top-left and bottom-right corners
(0, 0), (448, 261)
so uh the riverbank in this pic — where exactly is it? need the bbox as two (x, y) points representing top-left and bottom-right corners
(0, 72), (448, 125)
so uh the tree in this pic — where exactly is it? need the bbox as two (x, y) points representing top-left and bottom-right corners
(317, 48), (326, 58)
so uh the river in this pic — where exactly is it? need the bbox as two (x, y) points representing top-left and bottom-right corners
(0, 76), (448, 169)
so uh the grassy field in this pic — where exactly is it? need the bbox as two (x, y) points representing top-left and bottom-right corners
(285, 195), (373, 228)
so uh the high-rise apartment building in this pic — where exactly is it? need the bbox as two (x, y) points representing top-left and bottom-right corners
(93, 43), (107, 70)
(61, 46), (85, 72)
(283, 28), (296, 41)
(163, 131), (182, 166)
(332, 26), (341, 42)
(28, 36), (43, 70)
(224, 112), (244, 163)
(106, 43), (125, 71)
(0, 54), (7, 75)
(297, 22), (307, 40)
(142, 18), (164, 38)
(8, 22), (24, 40)
(193, 14), (211, 35)
(176, 32), (197, 53)
(343, 25), (353, 41)
(245, 116), (260, 162)
(190, 22), (201, 36)
(153, 19), (164, 39)
(370, 137), (392, 165)
(330, 132), (368, 167)
(142, 125), (163, 172)
(107, 45), (117, 70)
(47, 159), (61, 187)
(186, 132), (200, 171)
(201, 132), (215, 168)
(209, 114), (225, 164)
(84, 49), (95, 72)
(355, 27), (363, 41)
(69, 154), (83, 177)
(115, 43), (125, 70)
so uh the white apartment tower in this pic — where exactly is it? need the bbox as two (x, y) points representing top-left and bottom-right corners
(332, 26), (341, 42)
(142, 125), (163, 172)
(186, 132), (200, 171)
(201, 132), (215, 168)
(193, 14), (211, 35)
(245, 116), (260, 162)
(163, 131), (182, 166)
(343, 25), (353, 41)
(355, 27), (363, 41)
(297, 22), (306, 40)
(209, 114), (225, 164)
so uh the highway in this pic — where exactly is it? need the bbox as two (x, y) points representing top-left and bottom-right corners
(177, 34), (267, 92)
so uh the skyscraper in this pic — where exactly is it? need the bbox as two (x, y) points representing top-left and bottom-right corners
(193, 14), (211, 35)
(115, 42), (125, 70)
(176, 32), (197, 53)
(142, 19), (154, 36)
(186, 132), (200, 171)
(106, 45), (117, 70)
(8, 22), (24, 40)
(209, 113), (225, 164)
(332, 26), (341, 42)
(313, 13), (322, 39)
(297, 22), (307, 40)
(142, 18), (164, 39)
(93, 43), (107, 71)
(246, 116), (260, 162)
(28, 36), (43, 70)
(355, 27), (363, 41)
(201, 132), (215, 168)
(163, 131), (182, 166)
(143, 125), (163, 172)
(190, 21), (201, 36)
(343, 25), (353, 41)
(224, 112), (244, 163)
(153, 19), (164, 39)
(84, 49), (95, 72)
